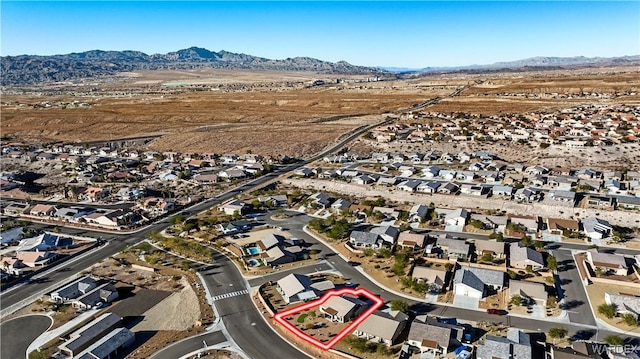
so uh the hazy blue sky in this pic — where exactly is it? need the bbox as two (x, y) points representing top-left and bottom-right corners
(2, 1), (639, 67)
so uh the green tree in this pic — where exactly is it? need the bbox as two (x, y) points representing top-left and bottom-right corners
(604, 334), (624, 346)
(546, 255), (558, 271)
(170, 214), (185, 226)
(547, 327), (567, 342)
(390, 299), (410, 313)
(480, 253), (494, 263)
(598, 303), (618, 319)
(489, 232), (504, 241)
(534, 240), (544, 250)
(621, 313), (638, 327)
(520, 235), (533, 246)
(510, 295), (523, 306)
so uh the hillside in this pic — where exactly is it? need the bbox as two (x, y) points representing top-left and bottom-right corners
(0, 47), (388, 86)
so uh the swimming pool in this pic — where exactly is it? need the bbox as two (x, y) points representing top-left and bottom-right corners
(248, 259), (261, 267)
(247, 247), (260, 255)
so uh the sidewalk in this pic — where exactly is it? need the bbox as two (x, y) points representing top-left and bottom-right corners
(27, 309), (99, 354)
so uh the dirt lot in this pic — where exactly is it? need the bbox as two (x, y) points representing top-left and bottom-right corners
(4, 66), (637, 158)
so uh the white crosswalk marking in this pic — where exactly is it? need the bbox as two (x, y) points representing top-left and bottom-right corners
(211, 289), (249, 301)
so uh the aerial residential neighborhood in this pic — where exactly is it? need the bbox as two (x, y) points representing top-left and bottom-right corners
(2, 2), (640, 359)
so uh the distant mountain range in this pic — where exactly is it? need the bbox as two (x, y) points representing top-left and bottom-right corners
(381, 55), (640, 73)
(2, 47), (639, 87)
(0, 46), (387, 86)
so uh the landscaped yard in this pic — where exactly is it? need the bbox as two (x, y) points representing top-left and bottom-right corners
(585, 283), (640, 334)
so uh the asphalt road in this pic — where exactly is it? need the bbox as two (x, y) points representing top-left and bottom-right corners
(0, 315), (52, 359)
(150, 331), (227, 359)
(199, 251), (311, 359)
(554, 249), (597, 326)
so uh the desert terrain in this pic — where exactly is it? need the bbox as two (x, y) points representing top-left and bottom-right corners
(2, 66), (639, 159)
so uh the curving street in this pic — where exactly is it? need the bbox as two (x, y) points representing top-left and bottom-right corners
(1, 315), (53, 359)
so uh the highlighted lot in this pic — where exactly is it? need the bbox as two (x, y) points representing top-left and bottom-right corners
(273, 288), (384, 351)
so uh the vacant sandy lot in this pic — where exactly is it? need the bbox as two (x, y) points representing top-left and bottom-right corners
(132, 277), (201, 331)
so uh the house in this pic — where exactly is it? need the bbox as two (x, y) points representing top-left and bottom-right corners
(17, 232), (71, 252)
(509, 215), (539, 233)
(471, 214), (508, 233)
(0, 227), (24, 246)
(509, 243), (545, 271)
(1, 257), (25, 276)
(525, 166), (549, 176)
(29, 204), (57, 217)
(349, 231), (385, 249)
(397, 232), (427, 249)
(422, 166), (441, 178)
(416, 181), (440, 194)
(617, 196), (640, 211)
(218, 199), (247, 216)
(586, 250), (628, 276)
(397, 180), (422, 192)
(276, 273), (317, 304)
(353, 310), (409, 346)
(376, 176), (399, 187)
(3, 202), (29, 215)
(444, 208), (468, 231)
(352, 174), (377, 185)
(549, 190), (576, 204)
(58, 313), (124, 358)
(258, 195), (288, 207)
(193, 173), (219, 184)
(437, 181), (460, 195)
(74, 327), (135, 359)
(492, 185), (514, 198)
(476, 328), (531, 359)
(460, 184), (486, 196)
(411, 266), (447, 293)
(15, 251), (56, 267)
(456, 171), (475, 182)
(409, 204), (429, 223)
(509, 280), (548, 305)
(50, 276), (98, 303)
(81, 187), (110, 202)
(605, 293), (640, 319)
(514, 187), (541, 202)
(576, 168), (600, 180)
(406, 316), (464, 356)
(72, 282), (119, 309)
(331, 198), (352, 213)
(453, 266), (504, 298)
(292, 167), (314, 177)
(262, 246), (298, 266)
(218, 168), (246, 180)
(320, 295), (364, 323)
(308, 192), (333, 209)
(370, 226), (400, 245)
(582, 217), (613, 241)
(546, 218), (580, 237)
(474, 240), (506, 260)
(584, 195), (615, 210)
(116, 187), (144, 201)
(436, 235), (470, 261)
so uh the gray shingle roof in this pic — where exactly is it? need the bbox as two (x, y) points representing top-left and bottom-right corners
(454, 266), (504, 288)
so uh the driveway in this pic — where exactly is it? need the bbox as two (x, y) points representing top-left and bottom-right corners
(1, 315), (52, 359)
(453, 295), (479, 309)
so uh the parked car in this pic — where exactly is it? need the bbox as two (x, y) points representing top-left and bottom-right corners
(487, 308), (507, 315)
